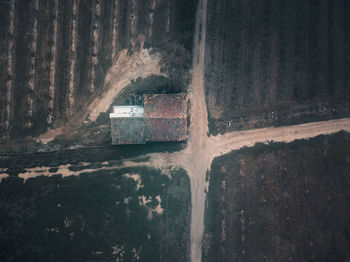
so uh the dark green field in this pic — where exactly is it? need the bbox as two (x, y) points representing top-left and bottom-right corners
(203, 132), (350, 262)
(0, 167), (191, 262)
(0, 0), (198, 138)
(205, 0), (350, 135)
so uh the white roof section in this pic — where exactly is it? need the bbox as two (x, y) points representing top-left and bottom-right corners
(109, 106), (144, 118)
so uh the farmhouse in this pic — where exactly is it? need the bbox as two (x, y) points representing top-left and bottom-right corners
(109, 94), (187, 144)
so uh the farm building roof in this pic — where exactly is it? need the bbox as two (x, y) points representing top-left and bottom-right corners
(110, 118), (145, 145)
(110, 93), (187, 144)
(143, 94), (187, 119)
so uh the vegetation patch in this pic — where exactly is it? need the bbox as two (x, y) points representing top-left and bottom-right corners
(0, 167), (191, 262)
(203, 131), (350, 262)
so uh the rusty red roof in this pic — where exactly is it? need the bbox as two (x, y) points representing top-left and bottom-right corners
(143, 94), (187, 119)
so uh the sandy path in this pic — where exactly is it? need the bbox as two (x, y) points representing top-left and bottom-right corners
(11, 117), (350, 184)
(209, 118), (350, 158)
(88, 47), (163, 122)
(183, 0), (210, 261)
(37, 43), (163, 140)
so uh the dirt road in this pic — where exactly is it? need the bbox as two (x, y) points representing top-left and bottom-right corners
(181, 0), (210, 261)
(209, 118), (350, 158)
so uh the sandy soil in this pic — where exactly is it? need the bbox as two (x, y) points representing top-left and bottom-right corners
(208, 118), (350, 158)
(0, 174), (9, 183)
(88, 46), (163, 122)
(180, 0), (210, 261)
